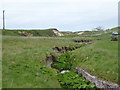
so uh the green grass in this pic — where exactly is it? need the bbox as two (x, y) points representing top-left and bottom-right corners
(2, 28), (119, 88)
(2, 36), (79, 88)
(81, 31), (103, 35)
(3, 60), (60, 88)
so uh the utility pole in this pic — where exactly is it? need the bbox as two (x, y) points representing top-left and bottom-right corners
(3, 10), (5, 30)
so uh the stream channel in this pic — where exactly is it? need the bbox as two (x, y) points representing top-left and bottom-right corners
(45, 40), (119, 88)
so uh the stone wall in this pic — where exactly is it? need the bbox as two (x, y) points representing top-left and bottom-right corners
(76, 67), (119, 88)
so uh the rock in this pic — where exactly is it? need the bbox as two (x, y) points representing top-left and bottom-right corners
(76, 67), (119, 88)
(60, 70), (69, 74)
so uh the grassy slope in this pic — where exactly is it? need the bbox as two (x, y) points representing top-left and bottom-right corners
(72, 35), (118, 83)
(2, 29), (56, 37)
(59, 27), (118, 84)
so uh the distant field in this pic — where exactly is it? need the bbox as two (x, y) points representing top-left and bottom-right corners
(2, 28), (119, 88)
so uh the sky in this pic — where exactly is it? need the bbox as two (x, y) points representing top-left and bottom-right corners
(0, 0), (119, 31)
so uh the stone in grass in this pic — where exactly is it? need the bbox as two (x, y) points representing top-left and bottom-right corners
(60, 70), (70, 74)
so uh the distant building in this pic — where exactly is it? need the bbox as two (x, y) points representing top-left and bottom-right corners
(112, 32), (118, 35)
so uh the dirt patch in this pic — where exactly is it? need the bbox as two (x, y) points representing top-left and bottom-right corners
(45, 53), (57, 68)
(77, 32), (84, 35)
(73, 40), (91, 44)
(111, 37), (118, 41)
(52, 46), (81, 53)
(96, 39), (101, 40)
(53, 30), (64, 36)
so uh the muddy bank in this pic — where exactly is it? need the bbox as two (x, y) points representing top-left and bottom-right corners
(45, 53), (57, 68)
(73, 40), (91, 44)
(76, 67), (119, 88)
(46, 43), (119, 88)
(45, 53), (119, 88)
(52, 46), (81, 53)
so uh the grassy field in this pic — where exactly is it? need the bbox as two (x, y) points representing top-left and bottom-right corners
(2, 28), (119, 88)
(2, 35), (81, 88)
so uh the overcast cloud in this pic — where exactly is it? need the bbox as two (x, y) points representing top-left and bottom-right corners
(0, 0), (119, 31)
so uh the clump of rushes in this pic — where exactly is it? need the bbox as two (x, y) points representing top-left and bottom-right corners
(57, 71), (96, 88)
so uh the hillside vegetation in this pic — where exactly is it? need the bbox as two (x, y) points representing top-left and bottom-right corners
(2, 29), (57, 37)
(1, 27), (118, 37)
(2, 27), (119, 88)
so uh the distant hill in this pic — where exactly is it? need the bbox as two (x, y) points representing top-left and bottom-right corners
(75, 27), (118, 35)
(1, 27), (118, 36)
(2, 28), (64, 37)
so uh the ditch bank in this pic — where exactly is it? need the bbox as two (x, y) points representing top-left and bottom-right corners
(45, 53), (57, 68)
(50, 52), (96, 88)
(52, 46), (81, 53)
(45, 52), (119, 88)
(52, 39), (91, 53)
(45, 40), (119, 88)
(73, 40), (92, 44)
